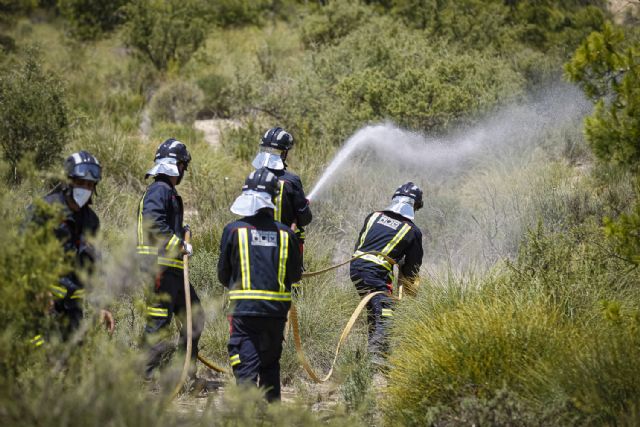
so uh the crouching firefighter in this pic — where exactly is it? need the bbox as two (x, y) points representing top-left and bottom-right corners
(137, 138), (204, 382)
(350, 182), (424, 361)
(30, 151), (114, 345)
(218, 168), (303, 402)
(252, 127), (312, 267)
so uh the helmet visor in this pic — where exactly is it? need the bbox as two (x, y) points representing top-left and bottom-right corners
(71, 163), (102, 182)
(384, 196), (416, 220)
(230, 190), (276, 217)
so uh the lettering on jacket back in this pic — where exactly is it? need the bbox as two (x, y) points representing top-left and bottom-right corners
(377, 214), (401, 230)
(251, 230), (278, 247)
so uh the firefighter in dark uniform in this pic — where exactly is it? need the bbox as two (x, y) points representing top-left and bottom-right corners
(252, 127), (312, 253)
(218, 168), (303, 402)
(32, 151), (114, 345)
(350, 182), (424, 360)
(137, 138), (204, 381)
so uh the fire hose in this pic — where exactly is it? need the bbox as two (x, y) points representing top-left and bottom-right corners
(195, 251), (400, 383)
(171, 229), (193, 398)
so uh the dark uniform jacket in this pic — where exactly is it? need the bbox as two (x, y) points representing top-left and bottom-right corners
(269, 169), (312, 240)
(218, 210), (303, 318)
(41, 186), (99, 298)
(136, 175), (185, 271)
(350, 210), (423, 290)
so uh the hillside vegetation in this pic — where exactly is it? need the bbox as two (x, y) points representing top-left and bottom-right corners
(1, 1), (639, 426)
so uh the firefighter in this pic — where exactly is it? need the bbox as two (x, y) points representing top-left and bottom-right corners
(252, 127), (312, 252)
(32, 151), (114, 344)
(137, 138), (204, 382)
(218, 168), (303, 402)
(350, 182), (424, 361)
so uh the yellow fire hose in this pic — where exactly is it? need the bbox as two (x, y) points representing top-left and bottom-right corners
(196, 251), (400, 383)
(171, 230), (193, 398)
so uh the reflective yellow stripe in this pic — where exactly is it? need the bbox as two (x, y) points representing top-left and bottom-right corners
(147, 306), (169, 317)
(158, 257), (184, 269)
(30, 335), (44, 347)
(70, 289), (85, 299)
(136, 245), (158, 255)
(228, 290), (292, 302)
(165, 234), (180, 252)
(230, 354), (241, 366)
(274, 180), (285, 222)
(137, 192), (147, 246)
(354, 250), (393, 271)
(353, 222), (411, 271)
(238, 228), (251, 290)
(50, 284), (67, 299)
(278, 230), (288, 293)
(381, 223), (411, 255)
(381, 308), (393, 317)
(357, 212), (381, 250)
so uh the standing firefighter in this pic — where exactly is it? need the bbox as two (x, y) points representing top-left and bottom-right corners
(218, 168), (303, 401)
(350, 182), (424, 361)
(33, 151), (114, 344)
(137, 138), (204, 382)
(252, 127), (312, 253)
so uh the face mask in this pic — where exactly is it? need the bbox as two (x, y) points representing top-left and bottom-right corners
(73, 187), (92, 207)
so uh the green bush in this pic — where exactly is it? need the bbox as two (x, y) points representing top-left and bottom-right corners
(554, 305), (640, 425)
(0, 193), (67, 376)
(58, 0), (129, 40)
(208, 0), (272, 28)
(299, 1), (372, 48)
(385, 283), (570, 425)
(566, 23), (640, 171)
(0, 52), (69, 182)
(149, 80), (204, 124)
(389, 0), (605, 55)
(122, 0), (210, 71)
(196, 73), (233, 118)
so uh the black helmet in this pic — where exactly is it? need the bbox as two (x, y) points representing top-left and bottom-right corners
(260, 127), (294, 151)
(242, 168), (280, 199)
(64, 151), (102, 182)
(393, 182), (423, 210)
(154, 138), (191, 166)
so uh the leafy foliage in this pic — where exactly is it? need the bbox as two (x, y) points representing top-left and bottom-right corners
(390, 0), (606, 54)
(566, 23), (640, 170)
(0, 196), (67, 376)
(58, 0), (129, 40)
(0, 52), (69, 182)
(567, 22), (640, 268)
(122, 0), (209, 71)
(299, 1), (372, 48)
(149, 79), (204, 124)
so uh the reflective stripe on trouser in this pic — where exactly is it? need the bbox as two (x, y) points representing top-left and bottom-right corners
(228, 316), (286, 402)
(143, 269), (204, 379)
(230, 354), (241, 367)
(50, 285), (85, 300)
(136, 245), (184, 270)
(364, 292), (394, 356)
(30, 335), (45, 347)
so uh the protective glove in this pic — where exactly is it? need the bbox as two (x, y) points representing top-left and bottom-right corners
(183, 241), (193, 256)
